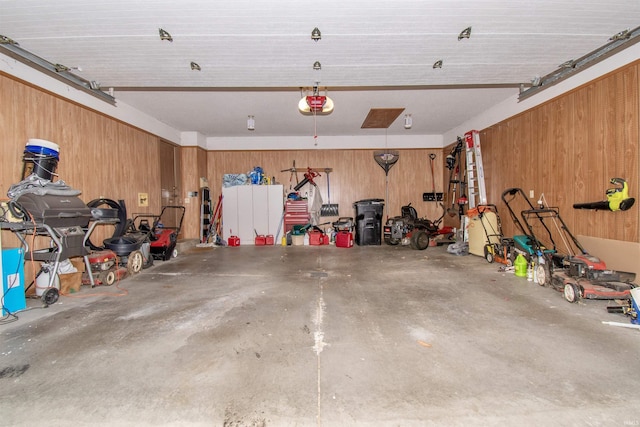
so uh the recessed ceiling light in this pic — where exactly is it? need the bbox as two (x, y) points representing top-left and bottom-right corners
(458, 26), (472, 40)
(311, 27), (321, 42)
(433, 60), (443, 69)
(159, 28), (173, 42)
(190, 62), (201, 71)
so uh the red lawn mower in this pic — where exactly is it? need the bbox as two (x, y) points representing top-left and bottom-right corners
(502, 188), (636, 303)
(134, 205), (186, 261)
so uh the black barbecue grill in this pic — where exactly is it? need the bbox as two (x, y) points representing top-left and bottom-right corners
(13, 192), (93, 259)
(15, 192), (93, 229)
(1, 192), (99, 298)
(1, 140), (105, 301)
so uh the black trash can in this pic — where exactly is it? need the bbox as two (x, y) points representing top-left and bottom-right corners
(353, 198), (385, 245)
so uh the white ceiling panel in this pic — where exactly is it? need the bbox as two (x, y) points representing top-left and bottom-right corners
(1, 0), (639, 139)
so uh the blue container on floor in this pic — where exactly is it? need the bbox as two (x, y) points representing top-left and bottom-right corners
(2, 248), (27, 316)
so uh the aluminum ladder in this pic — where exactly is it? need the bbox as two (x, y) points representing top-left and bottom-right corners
(464, 130), (487, 208)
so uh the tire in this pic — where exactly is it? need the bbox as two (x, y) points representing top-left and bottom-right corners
(564, 283), (580, 303)
(142, 254), (154, 269)
(535, 263), (551, 287)
(484, 245), (494, 263)
(99, 270), (116, 286)
(410, 230), (430, 250)
(172, 248), (178, 258)
(127, 250), (143, 275)
(86, 198), (127, 251)
(41, 287), (59, 305)
(385, 237), (400, 246)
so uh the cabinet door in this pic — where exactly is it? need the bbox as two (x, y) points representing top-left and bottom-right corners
(222, 187), (239, 239)
(237, 186), (254, 243)
(252, 186), (270, 236)
(267, 185), (284, 240)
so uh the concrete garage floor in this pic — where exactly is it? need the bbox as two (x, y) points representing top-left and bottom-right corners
(1, 243), (640, 427)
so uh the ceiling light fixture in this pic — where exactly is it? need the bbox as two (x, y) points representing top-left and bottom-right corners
(404, 114), (412, 129)
(433, 60), (443, 69)
(89, 81), (100, 90)
(311, 27), (321, 42)
(247, 115), (255, 131)
(159, 28), (173, 42)
(298, 86), (334, 115)
(190, 62), (201, 71)
(313, 61), (321, 70)
(458, 26), (472, 40)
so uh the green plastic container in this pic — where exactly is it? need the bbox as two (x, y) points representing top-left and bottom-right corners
(514, 254), (528, 277)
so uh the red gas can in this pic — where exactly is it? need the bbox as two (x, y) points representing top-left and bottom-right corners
(228, 236), (240, 246)
(335, 231), (353, 248)
(309, 230), (325, 246)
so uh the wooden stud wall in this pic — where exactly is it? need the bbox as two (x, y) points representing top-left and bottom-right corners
(205, 148), (446, 229)
(480, 63), (639, 243)
(3, 60), (640, 249)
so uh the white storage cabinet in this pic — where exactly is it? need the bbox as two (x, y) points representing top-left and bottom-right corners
(222, 185), (284, 245)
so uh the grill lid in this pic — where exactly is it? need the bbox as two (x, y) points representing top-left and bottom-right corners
(15, 193), (92, 228)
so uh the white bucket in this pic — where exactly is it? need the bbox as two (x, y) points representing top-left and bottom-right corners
(22, 139), (60, 181)
(35, 264), (60, 296)
(26, 139), (60, 155)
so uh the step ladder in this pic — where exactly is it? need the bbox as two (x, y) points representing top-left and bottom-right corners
(464, 130), (487, 209)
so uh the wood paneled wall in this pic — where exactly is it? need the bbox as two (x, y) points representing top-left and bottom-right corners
(1, 73), (163, 247)
(180, 146), (209, 239)
(205, 149), (446, 226)
(480, 63), (639, 243)
(3, 59), (640, 248)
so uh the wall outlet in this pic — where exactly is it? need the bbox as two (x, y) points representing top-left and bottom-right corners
(184, 197), (190, 204)
(529, 190), (534, 198)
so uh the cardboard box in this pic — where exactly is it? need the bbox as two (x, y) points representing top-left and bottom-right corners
(60, 272), (82, 294)
(70, 257), (86, 273)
